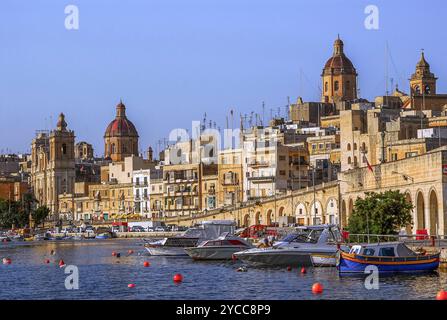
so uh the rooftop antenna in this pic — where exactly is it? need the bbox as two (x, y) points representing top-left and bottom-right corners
(202, 112), (207, 131)
(262, 101), (265, 126)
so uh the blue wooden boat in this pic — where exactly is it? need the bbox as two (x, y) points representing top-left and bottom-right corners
(95, 233), (110, 239)
(337, 242), (440, 273)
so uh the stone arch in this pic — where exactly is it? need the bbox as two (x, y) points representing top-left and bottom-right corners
(295, 202), (307, 226)
(266, 209), (273, 226)
(325, 197), (338, 225)
(243, 214), (250, 228)
(310, 200), (323, 225)
(278, 206), (285, 217)
(429, 189), (439, 235)
(416, 191), (425, 230)
(254, 211), (261, 225)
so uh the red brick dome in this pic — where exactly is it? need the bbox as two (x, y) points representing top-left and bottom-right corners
(104, 101), (139, 138)
(322, 36), (357, 75)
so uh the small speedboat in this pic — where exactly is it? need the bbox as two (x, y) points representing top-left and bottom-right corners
(185, 233), (253, 260)
(0, 236), (11, 242)
(145, 220), (236, 256)
(95, 233), (110, 239)
(337, 242), (440, 273)
(234, 224), (349, 267)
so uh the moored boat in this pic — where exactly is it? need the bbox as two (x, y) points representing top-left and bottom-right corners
(234, 224), (349, 267)
(145, 220), (236, 256)
(95, 233), (111, 239)
(337, 242), (440, 273)
(185, 233), (253, 260)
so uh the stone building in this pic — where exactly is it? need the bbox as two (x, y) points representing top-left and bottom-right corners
(30, 113), (75, 217)
(75, 141), (94, 160)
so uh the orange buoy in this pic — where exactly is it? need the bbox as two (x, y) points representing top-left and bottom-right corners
(173, 273), (183, 283)
(143, 261), (150, 267)
(301, 267), (306, 274)
(128, 283), (136, 288)
(2, 258), (11, 265)
(59, 259), (66, 267)
(287, 266), (292, 271)
(312, 282), (324, 294)
(436, 290), (447, 300)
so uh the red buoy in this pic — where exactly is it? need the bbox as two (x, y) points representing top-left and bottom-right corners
(128, 250), (134, 255)
(312, 283), (323, 294)
(44, 259), (50, 264)
(112, 251), (117, 256)
(287, 266), (292, 271)
(436, 290), (447, 300)
(128, 283), (136, 288)
(2, 258), (11, 265)
(301, 267), (307, 274)
(173, 273), (183, 283)
(143, 261), (150, 267)
(59, 259), (65, 267)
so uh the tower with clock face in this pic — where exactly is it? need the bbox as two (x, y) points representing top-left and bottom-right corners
(410, 50), (437, 96)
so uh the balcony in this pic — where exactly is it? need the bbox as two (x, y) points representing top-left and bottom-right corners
(247, 175), (275, 182)
(248, 160), (270, 168)
(222, 179), (239, 186)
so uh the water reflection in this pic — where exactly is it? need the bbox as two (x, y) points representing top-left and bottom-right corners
(0, 239), (445, 300)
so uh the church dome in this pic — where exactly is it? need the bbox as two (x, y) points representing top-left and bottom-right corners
(322, 36), (357, 75)
(104, 101), (139, 138)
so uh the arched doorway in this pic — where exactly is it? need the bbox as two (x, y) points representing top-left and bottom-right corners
(310, 201), (323, 225)
(255, 211), (261, 225)
(278, 207), (285, 217)
(266, 209), (273, 226)
(326, 198), (338, 225)
(295, 203), (307, 226)
(416, 192), (425, 230)
(243, 214), (250, 227)
(429, 190), (439, 235)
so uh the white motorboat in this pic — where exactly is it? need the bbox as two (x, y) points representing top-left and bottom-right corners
(185, 233), (253, 260)
(145, 220), (236, 256)
(233, 224), (349, 267)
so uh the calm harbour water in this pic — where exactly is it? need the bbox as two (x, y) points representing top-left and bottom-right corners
(0, 239), (445, 300)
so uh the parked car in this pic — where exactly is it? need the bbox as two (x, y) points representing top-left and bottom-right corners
(131, 226), (145, 232)
(147, 227), (155, 232)
(154, 226), (166, 232)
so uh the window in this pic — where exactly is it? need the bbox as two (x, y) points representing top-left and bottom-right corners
(347, 157), (352, 164)
(347, 143), (351, 151)
(334, 81), (339, 91)
(325, 82), (328, 92)
(363, 248), (375, 256)
(279, 170), (286, 176)
(379, 247), (395, 257)
(319, 143), (324, 149)
(346, 81), (350, 92)
(353, 143), (357, 150)
(62, 144), (67, 155)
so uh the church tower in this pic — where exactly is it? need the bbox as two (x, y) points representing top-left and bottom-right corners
(321, 36), (358, 103)
(410, 50), (437, 96)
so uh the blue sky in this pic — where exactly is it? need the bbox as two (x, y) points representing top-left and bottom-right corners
(1, 0), (446, 156)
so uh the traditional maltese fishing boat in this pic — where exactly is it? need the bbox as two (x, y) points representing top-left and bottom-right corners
(337, 242), (440, 273)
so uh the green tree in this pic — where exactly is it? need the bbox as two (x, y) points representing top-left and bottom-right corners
(347, 190), (413, 235)
(32, 206), (50, 227)
(0, 199), (29, 228)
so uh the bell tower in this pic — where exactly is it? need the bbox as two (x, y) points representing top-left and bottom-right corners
(410, 50), (437, 96)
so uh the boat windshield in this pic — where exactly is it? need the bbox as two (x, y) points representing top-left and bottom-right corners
(281, 229), (322, 244)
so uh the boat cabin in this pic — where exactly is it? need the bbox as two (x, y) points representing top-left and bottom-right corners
(349, 242), (417, 258)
